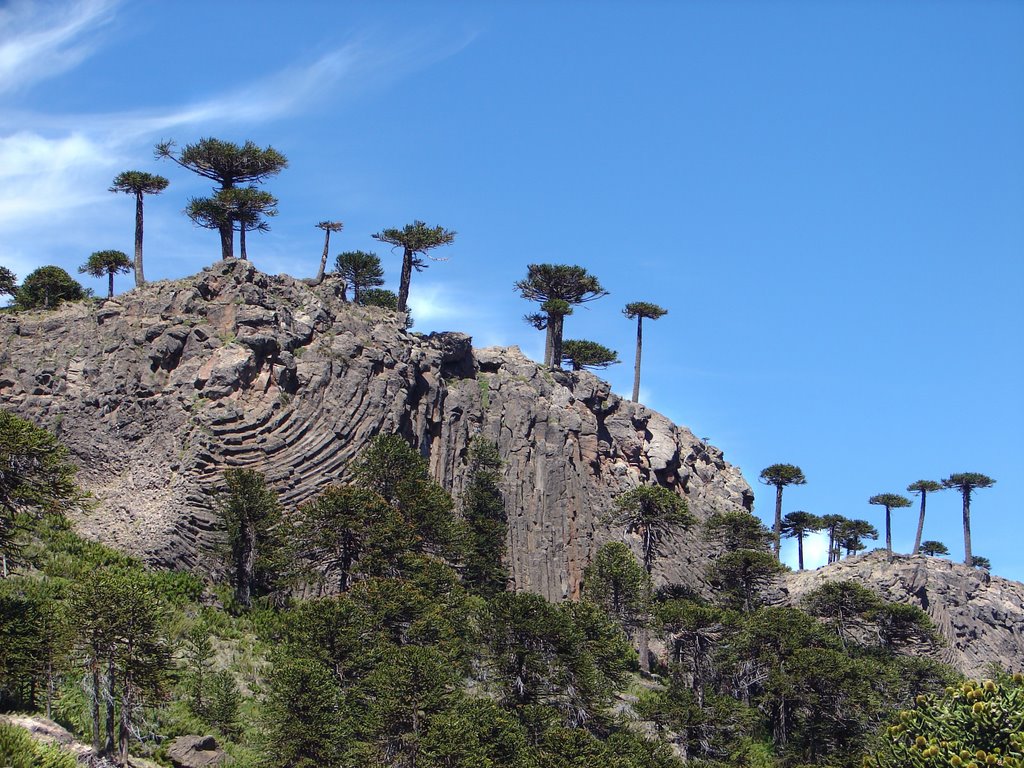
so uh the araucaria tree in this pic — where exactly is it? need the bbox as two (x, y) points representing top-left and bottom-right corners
(186, 187), (278, 261)
(515, 263), (608, 369)
(942, 472), (996, 565)
(79, 250), (132, 298)
(919, 540), (949, 557)
(780, 511), (823, 570)
(216, 469), (285, 609)
(610, 485), (694, 672)
(906, 479), (944, 555)
(15, 266), (85, 310)
(335, 251), (385, 302)
(155, 138), (287, 260)
(869, 494), (912, 555)
(371, 220), (455, 313)
(759, 464), (806, 560)
(561, 339), (620, 371)
(314, 220), (343, 284)
(623, 301), (667, 402)
(0, 266), (17, 298)
(109, 171), (169, 286)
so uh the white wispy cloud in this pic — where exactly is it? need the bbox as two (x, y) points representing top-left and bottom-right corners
(0, 0), (118, 94)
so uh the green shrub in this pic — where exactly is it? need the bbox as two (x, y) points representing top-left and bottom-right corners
(864, 674), (1024, 767)
(0, 721), (79, 768)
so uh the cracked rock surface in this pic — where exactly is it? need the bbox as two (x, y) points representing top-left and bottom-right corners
(781, 550), (1024, 677)
(0, 260), (753, 600)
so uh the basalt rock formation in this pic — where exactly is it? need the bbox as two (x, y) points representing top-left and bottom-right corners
(0, 260), (752, 600)
(781, 551), (1024, 677)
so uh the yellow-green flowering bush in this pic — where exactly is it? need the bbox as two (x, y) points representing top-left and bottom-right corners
(863, 674), (1024, 768)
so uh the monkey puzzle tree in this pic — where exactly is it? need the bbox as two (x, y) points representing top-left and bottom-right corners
(314, 220), (343, 284)
(780, 511), (823, 570)
(609, 485), (694, 672)
(109, 171), (169, 286)
(0, 411), (79, 578)
(335, 251), (385, 302)
(516, 263), (608, 369)
(819, 513), (849, 564)
(835, 518), (878, 558)
(869, 493), (913, 555)
(907, 480), (944, 555)
(15, 266), (85, 310)
(371, 220), (455, 313)
(187, 187), (278, 261)
(156, 137), (287, 260)
(759, 464), (806, 560)
(0, 266), (16, 298)
(943, 472), (996, 565)
(919, 540), (949, 557)
(971, 555), (992, 570)
(623, 301), (667, 403)
(215, 469), (285, 609)
(561, 339), (620, 371)
(583, 541), (653, 642)
(79, 250), (131, 298)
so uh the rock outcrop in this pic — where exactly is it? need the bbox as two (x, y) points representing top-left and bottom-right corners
(0, 260), (752, 600)
(781, 551), (1024, 677)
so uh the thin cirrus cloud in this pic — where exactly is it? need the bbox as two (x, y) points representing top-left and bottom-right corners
(0, 0), (119, 94)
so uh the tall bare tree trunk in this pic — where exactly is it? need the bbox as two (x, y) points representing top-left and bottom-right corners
(133, 191), (145, 286)
(316, 230), (331, 284)
(550, 314), (565, 370)
(107, 271), (115, 298)
(962, 490), (972, 565)
(397, 248), (414, 312)
(239, 223), (248, 260)
(632, 316), (643, 402)
(219, 223), (233, 260)
(773, 485), (783, 559)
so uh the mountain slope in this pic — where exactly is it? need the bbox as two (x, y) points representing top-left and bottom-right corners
(0, 260), (752, 600)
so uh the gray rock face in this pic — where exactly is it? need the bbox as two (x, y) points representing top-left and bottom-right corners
(781, 551), (1024, 677)
(167, 735), (230, 768)
(0, 260), (752, 600)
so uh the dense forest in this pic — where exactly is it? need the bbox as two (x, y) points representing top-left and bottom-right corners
(2, 410), (1021, 768)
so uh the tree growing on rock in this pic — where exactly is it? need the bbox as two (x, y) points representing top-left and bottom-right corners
(971, 555), (992, 570)
(582, 541), (653, 644)
(314, 220), (343, 284)
(907, 480), (944, 555)
(0, 412), (79, 577)
(516, 263), (608, 369)
(759, 464), (806, 560)
(919, 540), (949, 556)
(371, 220), (455, 313)
(216, 469), (286, 609)
(835, 518), (878, 557)
(869, 493), (913, 555)
(335, 251), (385, 302)
(561, 339), (620, 371)
(15, 266), (85, 310)
(780, 511), (823, 570)
(609, 485), (694, 671)
(943, 472), (996, 565)
(0, 266), (16, 298)
(79, 250), (132, 298)
(460, 438), (509, 598)
(109, 171), (169, 286)
(156, 138), (287, 260)
(623, 301), (667, 402)
(187, 187), (278, 261)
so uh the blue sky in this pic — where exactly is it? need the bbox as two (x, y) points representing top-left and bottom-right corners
(2, 0), (1021, 579)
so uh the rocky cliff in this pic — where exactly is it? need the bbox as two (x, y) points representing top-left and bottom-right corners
(781, 551), (1024, 677)
(0, 260), (753, 600)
